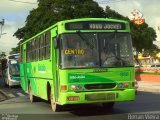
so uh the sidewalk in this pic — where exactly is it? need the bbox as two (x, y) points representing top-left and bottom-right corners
(0, 90), (8, 101)
(137, 81), (160, 94)
(0, 77), (8, 101)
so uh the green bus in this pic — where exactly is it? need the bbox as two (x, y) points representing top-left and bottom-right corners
(20, 18), (135, 112)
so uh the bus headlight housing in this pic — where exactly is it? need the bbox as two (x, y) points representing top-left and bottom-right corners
(70, 84), (83, 91)
(117, 82), (130, 88)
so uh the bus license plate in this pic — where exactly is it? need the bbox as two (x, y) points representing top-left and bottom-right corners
(85, 93), (116, 101)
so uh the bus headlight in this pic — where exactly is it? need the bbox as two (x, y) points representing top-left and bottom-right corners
(117, 82), (130, 88)
(70, 85), (83, 91)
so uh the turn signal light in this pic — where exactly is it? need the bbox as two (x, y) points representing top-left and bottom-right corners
(117, 82), (130, 88)
(61, 85), (67, 91)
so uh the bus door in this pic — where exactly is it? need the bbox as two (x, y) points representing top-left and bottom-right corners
(51, 27), (59, 101)
(21, 45), (28, 91)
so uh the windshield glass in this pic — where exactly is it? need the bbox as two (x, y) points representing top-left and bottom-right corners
(9, 60), (20, 76)
(60, 33), (134, 69)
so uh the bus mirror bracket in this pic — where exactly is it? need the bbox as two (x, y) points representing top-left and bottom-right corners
(54, 37), (59, 49)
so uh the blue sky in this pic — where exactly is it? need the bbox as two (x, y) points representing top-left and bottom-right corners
(0, 0), (160, 54)
(96, 0), (160, 47)
(98, 0), (160, 27)
(0, 0), (37, 54)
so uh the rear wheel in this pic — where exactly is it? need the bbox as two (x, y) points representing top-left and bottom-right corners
(50, 91), (61, 112)
(4, 79), (9, 87)
(102, 102), (115, 109)
(29, 84), (37, 103)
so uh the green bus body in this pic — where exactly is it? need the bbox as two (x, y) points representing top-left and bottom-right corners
(20, 18), (135, 109)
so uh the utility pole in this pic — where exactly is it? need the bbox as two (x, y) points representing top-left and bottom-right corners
(0, 19), (6, 38)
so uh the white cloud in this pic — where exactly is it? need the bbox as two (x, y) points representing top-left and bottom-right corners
(1, 0), (160, 54)
(98, 0), (160, 44)
(133, 1), (141, 8)
(0, 0), (37, 13)
(0, 20), (20, 54)
(0, 0), (37, 54)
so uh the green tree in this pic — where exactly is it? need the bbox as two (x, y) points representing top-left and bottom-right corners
(105, 6), (129, 20)
(10, 46), (20, 54)
(104, 6), (157, 51)
(0, 52), (6, 60)
(14, 0), (105, 40)
(13, 1), (157, 51)
(131, 22), (157, 51)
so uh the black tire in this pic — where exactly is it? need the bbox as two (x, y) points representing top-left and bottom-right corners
(29, 84), (37, 103)
(50, 90), (61, 112)
(4, 81), (8, 87)
(102, 102), (115, 109)
(4, 79), (8, 87)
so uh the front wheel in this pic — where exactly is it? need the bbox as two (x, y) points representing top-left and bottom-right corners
(50, 91), (61, 112)
(102, 102), (115, 109)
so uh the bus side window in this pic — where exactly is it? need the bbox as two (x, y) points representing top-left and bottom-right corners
(42, 34), (45, 60)
(33, 39), (36, 61)
(38, 36), (41, 61)
(40, 35), (43, 60)
(30, 40), (33, 61)
(32, 40), (35, 62)
(45, 32), (50, 59)
(26, 43), (29, 62)
(20, 46), (23, 63)
(36, 37), (39, 61)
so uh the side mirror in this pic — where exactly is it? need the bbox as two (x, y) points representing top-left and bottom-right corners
(54, 37), (59, 49)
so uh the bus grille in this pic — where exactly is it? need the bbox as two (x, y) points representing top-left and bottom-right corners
(84, 83), (116, 90)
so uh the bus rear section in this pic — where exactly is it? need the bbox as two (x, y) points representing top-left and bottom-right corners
(2, 54), (20, 87)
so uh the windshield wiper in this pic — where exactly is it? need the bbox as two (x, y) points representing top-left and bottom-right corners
(76, 30), (95, 49)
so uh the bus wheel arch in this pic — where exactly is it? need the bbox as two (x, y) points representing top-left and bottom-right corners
(28, 80), (30, 93)
(48, 84), (61, 112)
(47, 82), (51, 102)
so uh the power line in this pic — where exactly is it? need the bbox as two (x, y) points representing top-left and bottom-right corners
(9, 0), (38, 4)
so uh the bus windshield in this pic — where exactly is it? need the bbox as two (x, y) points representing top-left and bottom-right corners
(9, 60), (20, 76)
(60, 33), (134, 69)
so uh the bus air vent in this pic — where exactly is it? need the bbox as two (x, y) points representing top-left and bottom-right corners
(84, 83), (116, 90)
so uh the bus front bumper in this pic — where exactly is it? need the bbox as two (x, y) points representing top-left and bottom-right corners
(58, 89), (135, 105)
(9, 80), (20, 86)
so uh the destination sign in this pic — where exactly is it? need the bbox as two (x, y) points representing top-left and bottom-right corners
(65, 21), (126, 30)
(64, 49), (84, 55)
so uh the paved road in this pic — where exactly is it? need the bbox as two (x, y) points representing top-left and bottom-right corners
(0, 77), (5, 87)
(0, 77), (160, 120)
(0, 88), (160, 120)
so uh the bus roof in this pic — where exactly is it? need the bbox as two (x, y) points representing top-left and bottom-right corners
(7, 53), (19, 60)
(20, 18), (129, 45)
